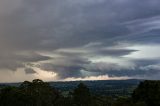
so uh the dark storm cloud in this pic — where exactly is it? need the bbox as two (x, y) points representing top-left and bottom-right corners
(24, 68), (37, 74)
(95, 49), (138, 57)
(39, 56), (91, 79)
(0, 0), (160, 80)
(54, 46), (138, 57)
(40, 64), (84, 79)
(83, 59), (160, 78)
(1, 0), (160, 51)
(106, 69), (160, 78)
(39, 58), (160, 79)
(0, 52), (51, 71)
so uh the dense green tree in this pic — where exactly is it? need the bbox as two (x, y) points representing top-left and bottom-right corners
(21, 79), (60, 106)
(0, 86), (32, 106)
(92, 96), (114, 106)
(1, 80), (160, 106)
(112, 97), (133, 106)
(0, 79), (60, 106)
(132, 80), (160, 106)
(73, 83), (92, 106)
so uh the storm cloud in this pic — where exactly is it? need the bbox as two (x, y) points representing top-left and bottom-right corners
(0, 0), (160, 82)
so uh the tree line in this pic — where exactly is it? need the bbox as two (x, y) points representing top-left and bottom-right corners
(0, 79), (160, 106)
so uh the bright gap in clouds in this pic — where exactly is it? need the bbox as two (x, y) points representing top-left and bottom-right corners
(0, 68), (57, 83)
(124, 44), (160, 59)
(33, 67), (57, 81)
(63, 75), (130, 81)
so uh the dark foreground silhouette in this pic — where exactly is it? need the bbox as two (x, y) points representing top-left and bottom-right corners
(0, 79), (160, 106)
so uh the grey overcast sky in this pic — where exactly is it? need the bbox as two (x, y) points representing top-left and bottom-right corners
(0, 0), (160, 82)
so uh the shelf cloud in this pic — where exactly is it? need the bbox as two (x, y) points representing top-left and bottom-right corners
(0, 0), (160, 82)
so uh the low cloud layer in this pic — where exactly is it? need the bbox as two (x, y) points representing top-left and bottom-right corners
(0, 0), (160, 82)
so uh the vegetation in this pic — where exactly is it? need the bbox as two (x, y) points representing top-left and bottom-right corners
(0, 79), (160, 106)
(50, 79), (139, 97)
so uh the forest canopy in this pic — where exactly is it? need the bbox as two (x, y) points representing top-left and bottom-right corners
(0, 79), (160, 106)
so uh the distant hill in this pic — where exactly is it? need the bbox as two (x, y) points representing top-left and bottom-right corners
(0, 79), (142, 97)
(50, 79), (142, 96)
